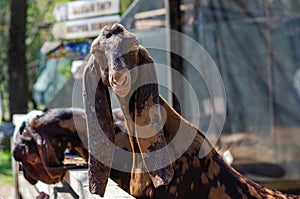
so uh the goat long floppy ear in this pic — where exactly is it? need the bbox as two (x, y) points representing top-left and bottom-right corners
(83, 54), (115, 196)
(133, 46), (174, 187)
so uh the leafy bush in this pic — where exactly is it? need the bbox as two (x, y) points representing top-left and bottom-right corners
(0, 150), (12, 184)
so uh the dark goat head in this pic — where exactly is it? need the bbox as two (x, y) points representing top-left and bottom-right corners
(84, 23), (174, 196)
(13, 109), (88, 185)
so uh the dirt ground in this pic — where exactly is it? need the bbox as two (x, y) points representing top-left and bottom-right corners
(0, 182), (14, 199)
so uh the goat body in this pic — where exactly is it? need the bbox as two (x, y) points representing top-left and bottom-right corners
(12, 108), (132, 189)
(129, 97), (299, 199)
(87, 23), (300, 199)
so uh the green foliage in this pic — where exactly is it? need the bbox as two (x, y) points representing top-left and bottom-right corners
(0, 0), (10, 121)
(120, 0), (135, 15)
(0, 136), (10, 152)
(0, 150), (12, 184)
(26, 0), (72, 62)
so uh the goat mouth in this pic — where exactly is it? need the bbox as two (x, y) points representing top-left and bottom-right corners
(110, 72), (131, 97)
(112, 83), (131, 97)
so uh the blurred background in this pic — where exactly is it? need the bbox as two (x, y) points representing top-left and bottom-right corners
(1, 0), (300, 198)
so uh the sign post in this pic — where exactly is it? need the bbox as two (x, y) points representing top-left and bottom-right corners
(52, 15), (120, 39)
(54, 0), (120, 21)
(52, 0), (120, 39)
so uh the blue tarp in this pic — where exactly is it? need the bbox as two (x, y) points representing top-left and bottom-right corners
(33, 58), (71, 105)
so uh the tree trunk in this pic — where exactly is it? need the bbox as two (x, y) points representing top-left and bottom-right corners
(8, 0), (28, 120)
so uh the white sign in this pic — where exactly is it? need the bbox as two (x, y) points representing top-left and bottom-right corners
(54, 0), (120, 21)
(52, 15), (120, 39)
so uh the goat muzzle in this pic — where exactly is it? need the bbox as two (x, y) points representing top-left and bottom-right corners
(109, 70), (131, 97)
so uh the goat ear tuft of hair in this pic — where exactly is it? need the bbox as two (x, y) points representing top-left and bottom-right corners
(83, 55), (115, 197)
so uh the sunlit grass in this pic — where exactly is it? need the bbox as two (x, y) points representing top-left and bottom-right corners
(0, 150), (13, 184)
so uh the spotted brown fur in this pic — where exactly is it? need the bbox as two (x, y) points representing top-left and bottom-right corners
(133, 103), (299, 198)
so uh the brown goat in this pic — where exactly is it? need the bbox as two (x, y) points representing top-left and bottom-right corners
(86, 23), (300, 199)
(13, 108), (132, 190)
(84, 24), (174, 196)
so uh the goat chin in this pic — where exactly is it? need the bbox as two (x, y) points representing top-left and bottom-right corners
(113, 87), (130, 97)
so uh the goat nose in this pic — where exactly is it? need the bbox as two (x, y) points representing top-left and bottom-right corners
(111, 24), (124, 35)
(110, 72), (127, 86)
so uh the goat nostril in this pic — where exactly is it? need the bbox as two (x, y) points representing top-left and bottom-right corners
(112, 77), (117, 84)
(120, 75), (127, 85)
(111, 24), (124, 35)
(112, 74), (127, 86)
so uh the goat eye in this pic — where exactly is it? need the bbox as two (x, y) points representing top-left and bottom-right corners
(127, 51), (136, 58)
(103, 69), (109, 77)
